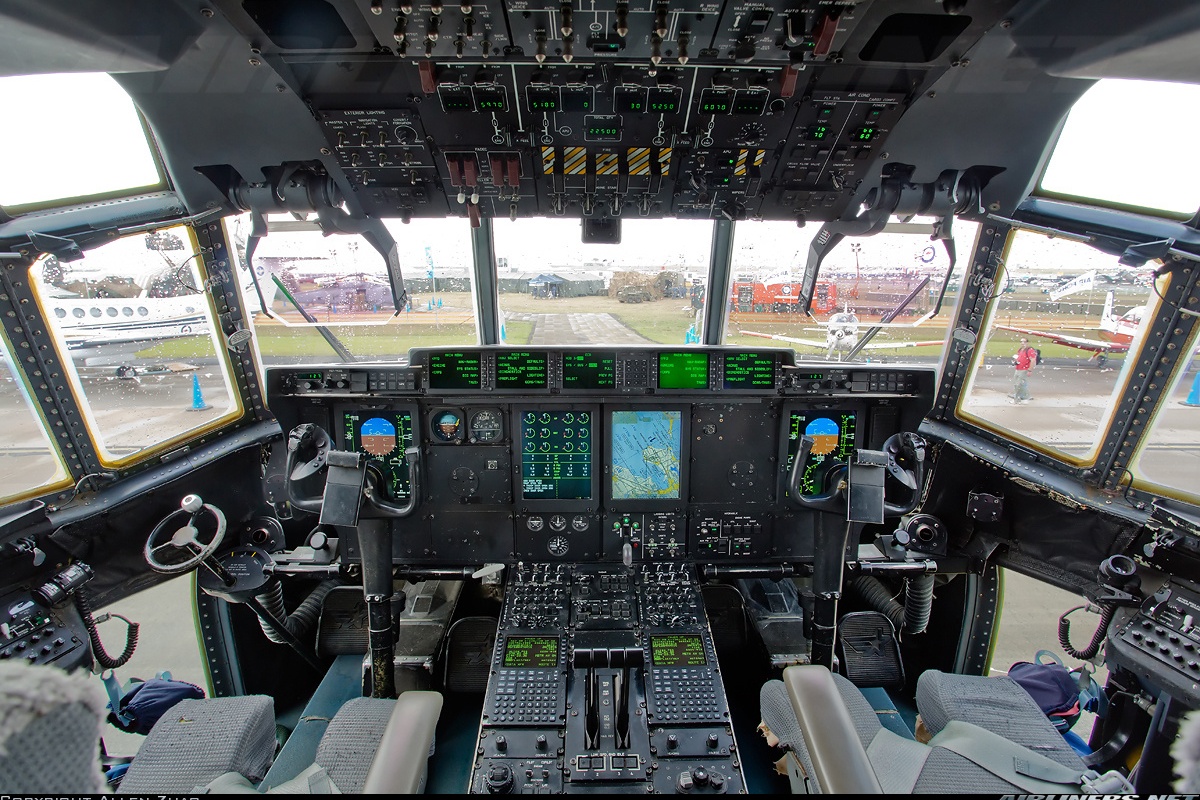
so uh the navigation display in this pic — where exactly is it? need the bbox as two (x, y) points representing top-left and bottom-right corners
(611, 410), (682, 500)
(428, 352), (482, 390)
(520, 409), (593, 500)
(650, 634), (707, 667)
(343, 409), (415, 499)
(562, 351), (616, 390)
(724, 352), (775, 389)
(503, 636), (559, 668)
(785, 410), (857, 497)
(658, 352), (708, 390)
(496, 351), (548, 389)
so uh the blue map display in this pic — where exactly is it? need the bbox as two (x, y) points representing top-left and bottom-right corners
(611, 410), (682, 500)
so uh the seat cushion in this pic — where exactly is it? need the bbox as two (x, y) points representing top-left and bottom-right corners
(314, 697), (396, 793)
(118, 696), (276, 794)
(916, 670), (1084, 769)
(0, 661), (108, 793)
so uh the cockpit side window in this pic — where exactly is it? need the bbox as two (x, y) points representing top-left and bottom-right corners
(957, 228), (1154, 464)
(0, 333), (72, 503)
(30, 227), (242, 466)
(0, 73), (163, 211)
(1131, 310), (1200, 502)
(1038, 79), (1200, 219)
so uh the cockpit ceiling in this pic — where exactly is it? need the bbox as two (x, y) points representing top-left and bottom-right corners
(0, 0), (1198, 234)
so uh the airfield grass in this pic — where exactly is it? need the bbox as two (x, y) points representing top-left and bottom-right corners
(135, 290), (1112, 362)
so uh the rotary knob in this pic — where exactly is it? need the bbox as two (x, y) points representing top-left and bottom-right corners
(484, 763), (514, 793)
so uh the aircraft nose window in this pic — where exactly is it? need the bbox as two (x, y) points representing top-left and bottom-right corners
(32, 225), (241, 464)
(492, 218), (711, 347)
(959, 229), (1153, 463)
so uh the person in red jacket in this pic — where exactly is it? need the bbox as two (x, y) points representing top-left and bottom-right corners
(1013, 337), (1037, 403)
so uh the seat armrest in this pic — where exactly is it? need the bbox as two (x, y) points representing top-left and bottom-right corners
(362, 690), (444, 794)
(782, 665), (882, 794)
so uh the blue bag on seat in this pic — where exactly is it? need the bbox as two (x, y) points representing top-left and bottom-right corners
(102, 671), (205, 735)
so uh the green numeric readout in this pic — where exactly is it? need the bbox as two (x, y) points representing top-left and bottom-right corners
(503, 636), (559, 668)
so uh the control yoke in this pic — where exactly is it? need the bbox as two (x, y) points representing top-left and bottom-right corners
(881, 432), (927, 517)
(284, 424), (423, 698)
(785, 436), (849, 514)
(284, 423), (422, 519)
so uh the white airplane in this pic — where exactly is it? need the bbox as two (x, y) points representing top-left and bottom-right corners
(47, 264), (276, 350)
(996, 291), (1144, 366)
(738, 309), (945, 360)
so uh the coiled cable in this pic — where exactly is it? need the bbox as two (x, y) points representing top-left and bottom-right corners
(75, 591), (138, 669)
(1058, 603), (1116, 660)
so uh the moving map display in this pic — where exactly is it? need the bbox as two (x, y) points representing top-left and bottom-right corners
(343, 409), (415, 499)
(611, 410), (682, 500)
(785, 410), (857, 497)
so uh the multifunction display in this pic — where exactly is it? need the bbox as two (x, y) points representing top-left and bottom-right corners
(428, 352), (482, 390)
(562, 351), (616, 390)
(650, 634), (708, 667)
(724, 352), (775, 389)
(786, 410), (858, 497)
(611, 410), (682, 500)
(658, 352), (708, 390)
(503, 636), (559, 668)
(496, 351), (548, 389)
(343, 409), (415, 499)
(520, 410), (593, 500)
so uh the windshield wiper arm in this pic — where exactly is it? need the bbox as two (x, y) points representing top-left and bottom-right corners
(844, 275), (932, 361)
(270, 275), (356, 363)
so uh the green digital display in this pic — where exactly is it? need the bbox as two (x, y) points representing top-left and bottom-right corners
(561, 87), (594, 113)
(853, 125), (878, 141)
(584, 114), (621, 142)
(438, 86), (474, 113)
(527, 86), (560, 112)
(428, 352), (482, 390)
(615, 86), (647, 114)
(648, 87), (680, 114)
(296, 372), (323, 381)
(503, 636), (559, 668)
(733, 91), (768, 116)
(475, 87), (508, 112)
(650, 634), (707, 666)
(723, 352), (775, 389)
(699, 89), (732, 115)
(496, 351), (549, 389)
(807, 125), (829, 141)
(343, 409), (415, 500)
(520, 409), (593, 500)
(562, 352), (616, 389)
(658, 352), (709, 390)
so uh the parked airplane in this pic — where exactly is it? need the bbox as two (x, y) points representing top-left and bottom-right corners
(47, 264), (277, 349)
(738, 310), (944, 360)
(996, 291), (1144, 366)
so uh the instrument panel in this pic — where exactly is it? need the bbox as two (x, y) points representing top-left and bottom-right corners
(268, 347), (933, 567)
